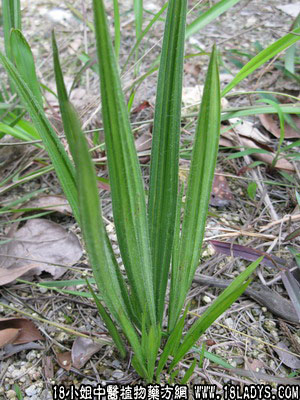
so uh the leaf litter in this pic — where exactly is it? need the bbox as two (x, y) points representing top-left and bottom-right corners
(0, 218), (82, 285)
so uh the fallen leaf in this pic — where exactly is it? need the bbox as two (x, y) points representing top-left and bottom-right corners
(132, 100), (151, 114)
(259, 114), (300, 139)
(276, 4), (300, 18)
(20, 195), (72, 216)
(43, 356), (54, 380)
(184, 62), (201, 77)
(135, 132), (152, 153)
(281, 269), (300, 322)
(179, 167), (233, 207)
(229, 118), (271, 144)
(221, 128), (295, 171)
(285, 227), (300, 242)
(56, 351), (72, 371)
(0, 219), (82, 285)
(0, 329), (21, 348)
(219, 137), (233, 147)
(71, 337), (103, 369)
(239, 136), (295, 171)
(274, 341), (300, 369)
(0, 342), (44, 360)
(211, 174), (234, 207)
(210, 240), (286, 268)
(0, 318), (43, 344)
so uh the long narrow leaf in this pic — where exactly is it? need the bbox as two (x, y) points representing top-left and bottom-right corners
(168, 45), (220, 330)
(86, 279), (127, 358)
(134, 0), (143, 40)
(186, 0), (241, 39)
(148, 0), (187, 322)
(0, 52), (79, 222)
(113, 0), (120, 60)
(155, 307), (189, 379)
(118, 312), (148, 380)
(169, 256), (263, 370)
(52, 38), (135, 325)
(61, 101), (133, 324)
(10, 29), (43, 107)
(92, 0), (156, 324)
(2, 0), (21, 61)
(222, 26), (300, 96)
(121, 2), (168, 73)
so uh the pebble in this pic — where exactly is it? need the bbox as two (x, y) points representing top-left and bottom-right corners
(112, 369), (124, 380)
(25, 385), (37, 396)
(203, 295), (212, 304)
(26, 351), (37, 362)
(6, 390), (17, 400)
(111, 360), (121, 369)
(225, 318), (234, 329)
(41, 389), (53, 400)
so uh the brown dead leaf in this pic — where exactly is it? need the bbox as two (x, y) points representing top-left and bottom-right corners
(229, 118), (271, 144)
(21, 195), (72, 216)
(43, 356), (54, 380)
(0, 318), (43, 344)
(219, 137), (233, 147)
(259, 114), (300, 139)
(0, 219), (82, 285)
(274, 341), (300, 369)
(135, 132), (152, 153)
(132, 100), (152, 114)
(184, 62), (201, 77)
(0, 342), (44, 360)
(56, 351), (72, 371)
(239, 136), (295, 171)
(0, 328), (21, 348)
(221, 126), (295, 171)
(71, 337), (103, 369)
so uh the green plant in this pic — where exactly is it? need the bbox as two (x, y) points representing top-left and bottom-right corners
(2, 0), (300, 383)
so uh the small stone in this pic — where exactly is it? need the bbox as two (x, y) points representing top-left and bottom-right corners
(111, 360), (121, 369)
(41, 389), (53, 400)
(6, 390), (17, 400)
(112, 369), (124, 380)
(26, 351), (37, 362)
(25, 385), (37, 396)
(203, 295), (212, 304)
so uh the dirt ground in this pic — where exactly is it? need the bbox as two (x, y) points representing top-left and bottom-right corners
(0, 1), (300, 399)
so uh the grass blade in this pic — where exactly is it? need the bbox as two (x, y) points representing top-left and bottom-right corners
(169, 256), (263, 370)
(2, 0), (21, 61)
(92, 0), (156, 324)
(60, 101), (133, 324)
(0, 122), (43, 147)
(121, 2), (168, 73)
(118, 312), (148, 380)
(148, 0), (187, 322)
(10, 29), (43, 107)
(186, 0), (241, 39)
(0, 52), (79, 222)
(222, 26), (300, 96)
(134, 0), (143, 41)
(168, 45), (220, 330)
(52, 38), (134, 324)
(155, 307), (189, 379)
(180, 359), (197, 384)
(86, 279), (127, 358)
(113, 0), (120, 60)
